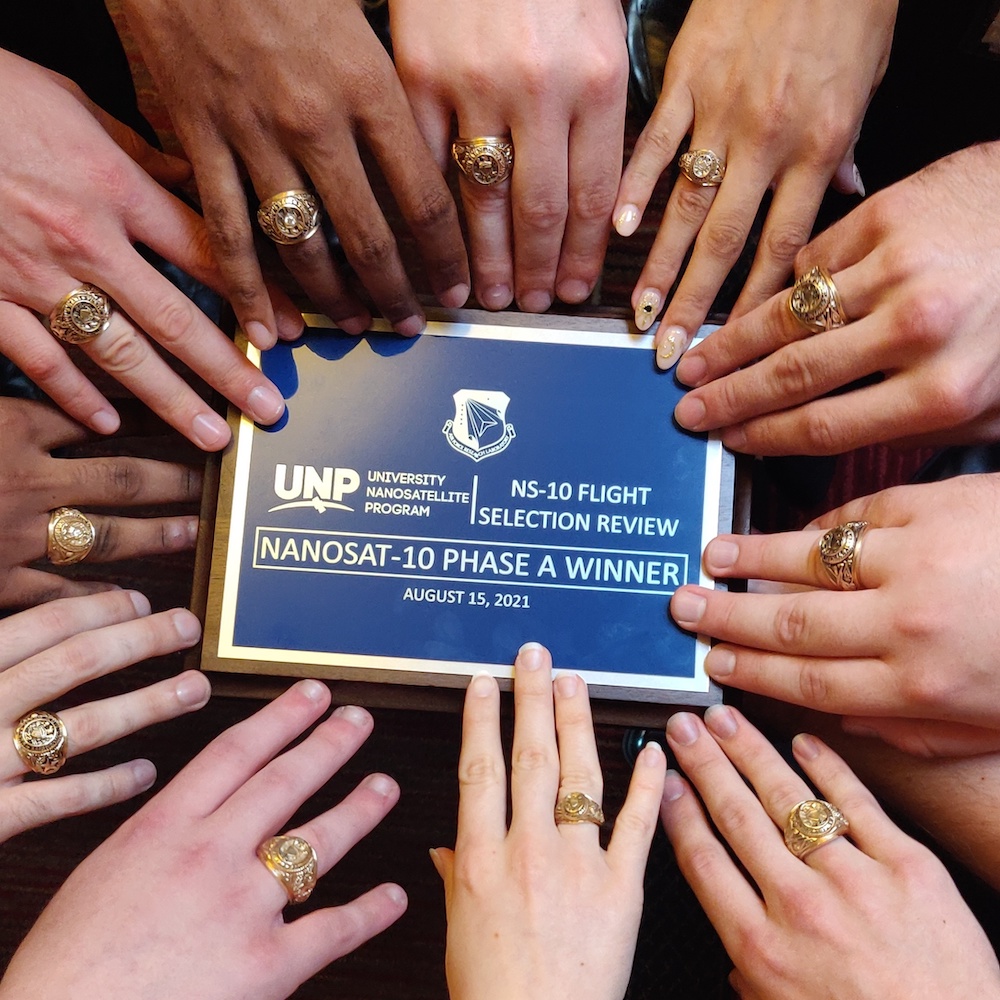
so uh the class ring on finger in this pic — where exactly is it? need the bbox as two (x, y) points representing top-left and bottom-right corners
(554, 790), (605, 826)
(257, 190), (322, 245)
(13, 710), (69, 776)
(257, 834), (318, 905)
(47, 506), (96, 566)
(817, 520), (868, 591)
(787, 265), (847, 333)
(451, 136), (514, 186)
(783, 798), (849, 860)
(46, 283), (113, 345)
(678, 148), (726, 186)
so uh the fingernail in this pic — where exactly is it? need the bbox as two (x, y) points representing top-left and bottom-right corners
(519, 289), (552, 313)
(469, 671), (495, 697)
(187, 518), (200, 543)
(853, 163), (866, 197)
(127, 590), (151, 616)
(674, 395), (707, 430)
(705, 647), (735, 679)
(333, 704), (370, 726)
(385, 883), (407, 906)
(640, 740), (664, 765)
(675, 353), (706, 387)
(634, 289), (661, 331)
(131, 758), (157, 792)
(704, 704), (738, 739)
(705, 538), (739, 571)
(554, 673), (579, 697)
(276, 311), (306, 341)
(840, 719), (879, 740)
(556, 278), (592, 304)
(516, 641), (545, 671)
(191, 411), (231, 451)
(662, 769), (686, 801)
(671, 590), (706, 628)
(666, 712), (699, 747)
(656, 326), (688, 371)
(793, 732), (821, 760)
(171, 609), (201, 644)
(365, 773), (396, 797)
(91, 409), (120, 435)
(245, 319), (276, 348)
(175, 672), (210, 709)
(722, 424), (747, 450)
(338, 314), (370, 336)
(163, 519), (194, 550)
(395, 314), (425, 338)
(480, 284), (513, 310)
(614, 203), (640, 237)
(247, 384), (285, 424)
(440, 283), (470, 308)
(299, 679), (327, 702)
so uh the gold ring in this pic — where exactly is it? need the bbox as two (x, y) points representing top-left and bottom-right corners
(554, 791), (605, 826)
(257, 190), (322, 245)
(451, 137), (514, 186)
(783, 798), (849, 860)
(47, 284), (113, 345)
(788, 265), (847, 333)
(257, 835), (318, 905)
(13, 711), (68, 775)
(47, 507), (96, 566)
(818, 520), (868, 590)
(678, 148), (726, 186)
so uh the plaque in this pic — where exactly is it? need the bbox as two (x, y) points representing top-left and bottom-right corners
(195, 311), (740, 708)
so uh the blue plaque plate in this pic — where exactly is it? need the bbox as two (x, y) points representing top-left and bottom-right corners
(201, 313), (732, 704)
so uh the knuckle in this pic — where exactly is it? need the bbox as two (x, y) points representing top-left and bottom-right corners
(761, 222), (811, 269)
(512, 741), (554, 774)
(204, 210), (254, 263)
(93, 327), (149, 376)
(569, 179), (616, 224)
(613, 806), (655, 840)
(799, 407), (843, 454)
(772, 347), (820, 398)
(515, 194), (567, 234)
(457, 750), (504, 789)
(275, 87), (329, 145)
(773, 598), (812, 648)
(147, 297), (200, 350)
(795, 659), (831, 709)
(408, 185), (458, 233)
(672, 186), (713, 228)
(345, 231), (396, 271)
(700, 218), (747, 263)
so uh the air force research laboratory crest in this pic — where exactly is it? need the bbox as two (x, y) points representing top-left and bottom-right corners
(443, 389), (516, 462)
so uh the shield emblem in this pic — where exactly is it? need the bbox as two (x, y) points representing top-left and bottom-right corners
(443, 389), (516, 461)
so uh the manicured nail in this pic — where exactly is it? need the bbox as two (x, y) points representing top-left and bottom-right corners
(554, 673), (579, 697)
(171, 609), (201, 644)
(556, 278), (592, 304)
(91, 408), (120, 435)
(671, 589), (706, 628)
(634, 289), (661, 331)
(705, 647), (735, 679)
(175, 672), (210, 709)
(481, 284), (513, 310)
(191, 411), (231, 451)
(245, 319), (276, 348)
(853, 163), (866, 198)
(640, 740), (664, 765)
(666, 712), (699, 747)
(131, 758), (157, 792)
(333, 704), (369, 726)
(614, 203), (640, 237)
(519, 289), (552, 313)
(247, 384), (285, 424)
(299, 679), (327, 702)
(705, 538), (739, 571)
(365, 773), (396, 797)
(395, 314), (425, 338)
(127, 590), (151, 616)
(656, 325), (688, 371)
(516, 642), (546, 671)
(704, 704), (738, 739)
(469, 671), (495, 697)
(440, 283), (470, 308)
(793, 732), (821, 760)
(662, 768), (685, 801)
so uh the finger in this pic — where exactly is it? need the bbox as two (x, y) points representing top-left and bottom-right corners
(658, 766), (765, 939)
(552, 673), (603, 840)
(455, 672), (507, 850)
(840, 717), (1000, 758)
(0, 567), (121, 610)
(729, 968), (766, 1000)
(286, 884), (407, 984)
(0, 758), (156, 843)
(91, 108), (192, 188)
(225, 704), (375, 839)
(286, 771), (400, 877)
(77, 513), (200, 562)
(0, 590), (149, 671)
(509, 642), (560, 823)
(0, 301), (119, 435)
(0, 608), (202, 722)
(403, 89), (453, 172)
(665, 711), (806, 883)
(157, 679), (332, 818)
(607, 741), (666, 879)
(62, 456), (203, 507)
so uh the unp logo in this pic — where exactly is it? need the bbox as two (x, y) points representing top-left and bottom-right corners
(443, 390), (516, 462)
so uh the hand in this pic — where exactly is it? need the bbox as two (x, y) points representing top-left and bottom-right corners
(669, 475), (1000, 756)
(432, 643), (666, 1000)
(615, 0), (895, 369)
(0, 51), (289, 450)
(0, 397), (201, 608)
(392, 0), (628, 312)
(0, 680), (406, 1000)
(122, 0), (470, 342)
(661, 705), (1000, 1000)
(0, 590), (209, 844)
(672, 141), (1000, 453)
